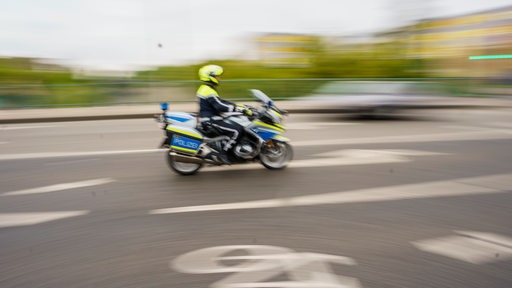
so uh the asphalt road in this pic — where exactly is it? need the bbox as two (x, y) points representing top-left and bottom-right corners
(1, 108), (511, 288)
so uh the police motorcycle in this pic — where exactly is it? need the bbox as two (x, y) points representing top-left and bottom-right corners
(156, 89), (293, 175)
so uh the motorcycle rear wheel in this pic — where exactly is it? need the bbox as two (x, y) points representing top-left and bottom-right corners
(260, 141), (293, 169)
(167, 152), (203, 175)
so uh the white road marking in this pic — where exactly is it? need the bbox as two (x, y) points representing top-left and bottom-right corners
(1, 178), (115, 196)
(202, 149), (445, 172)
(441, 125), (512, 135)
(440, 125), (507, 132)
(44, 158), (100, 166)
(294, 130), (512, 147)
(314, 149), (444, 158)
(0, 128), (510, 161)
(290, 149), (412, 168)
(286, 122), (358, 130)
(0, 211), (90, 228)
(412, 231), (512, 264)
(171, 245), (361, 288)
(0, 149), (160, 161)
(455, 231), (512, 248)
(0, 125), (57, 130)
(149, 173), (512, 214)
(489, 122), (512, 129)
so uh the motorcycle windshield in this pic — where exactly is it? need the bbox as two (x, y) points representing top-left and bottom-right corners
(250, 89), (273, 106)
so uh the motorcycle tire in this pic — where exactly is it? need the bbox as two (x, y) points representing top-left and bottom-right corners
(260, 141), (293, 170)
(166, 151), (203, 175)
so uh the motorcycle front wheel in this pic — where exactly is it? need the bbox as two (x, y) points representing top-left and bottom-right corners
(167, 151), (203, 175)
(260, 141), (293, 170)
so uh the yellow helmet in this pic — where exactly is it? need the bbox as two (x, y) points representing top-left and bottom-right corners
(198, 64), (223, 84)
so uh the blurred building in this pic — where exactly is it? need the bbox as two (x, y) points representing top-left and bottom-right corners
(254, 33), (317, 67)
(383, 5), (512, 77)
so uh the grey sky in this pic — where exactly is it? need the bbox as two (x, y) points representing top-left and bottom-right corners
(1, 0), (510, 71)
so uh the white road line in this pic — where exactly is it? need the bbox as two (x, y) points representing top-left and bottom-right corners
(1, 178), (115, 196)
(314, 149), (445, 157)
(294, 130), (512, 147)
(286, 122), (358, 130)
(44, 158), (100, 166)
(0, 129), (511, 161)
(412, 231), (512, 264)
(0, 211), (90, 228)
(441, 125), (480, 130)
(0, 125), (57, 130)
(149, 173), (512, 214)
(489, 122), (512, 129)
(0, 149), (160, 161)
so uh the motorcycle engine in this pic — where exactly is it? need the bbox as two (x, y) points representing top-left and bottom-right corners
(234, 141), (257, 159)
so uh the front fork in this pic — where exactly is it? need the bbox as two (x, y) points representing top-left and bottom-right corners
(261, 138), (289, 156)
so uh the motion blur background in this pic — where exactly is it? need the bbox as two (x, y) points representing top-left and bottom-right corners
(2, 2), (512, 288)
(0, 0), (511, 107)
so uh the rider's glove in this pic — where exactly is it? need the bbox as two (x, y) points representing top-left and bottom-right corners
(235, 104), (246, 112)
(244, 107), (253, 116)
(235, 104), (253, 116)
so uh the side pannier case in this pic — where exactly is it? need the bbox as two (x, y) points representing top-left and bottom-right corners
(166, 125), (203, 155)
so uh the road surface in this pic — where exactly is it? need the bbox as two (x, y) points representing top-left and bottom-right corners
(1, 108), (511, 288)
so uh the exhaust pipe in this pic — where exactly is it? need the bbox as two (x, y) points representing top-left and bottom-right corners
(169, 152), (217, 165)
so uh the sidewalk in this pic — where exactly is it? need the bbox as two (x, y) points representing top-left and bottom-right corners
(1, 96), (511, 124)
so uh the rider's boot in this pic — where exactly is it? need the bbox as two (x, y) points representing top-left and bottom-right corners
(217, 149), (231, 165)
(205, 142), (231, 165)
(205, 151), (231, 165)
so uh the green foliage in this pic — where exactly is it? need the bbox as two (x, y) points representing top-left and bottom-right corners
(1, 38), (498, 107)
(0, 57), (116, 107)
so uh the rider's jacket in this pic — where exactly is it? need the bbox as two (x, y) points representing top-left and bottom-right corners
(197, 83), (236, 121)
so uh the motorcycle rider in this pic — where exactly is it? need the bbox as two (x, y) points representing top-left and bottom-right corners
(197, 64), (253, 164)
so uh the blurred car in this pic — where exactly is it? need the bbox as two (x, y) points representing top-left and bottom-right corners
(297, 81), (439, 116)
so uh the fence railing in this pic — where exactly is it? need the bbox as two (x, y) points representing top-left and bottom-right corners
(0, 78), (509, 108)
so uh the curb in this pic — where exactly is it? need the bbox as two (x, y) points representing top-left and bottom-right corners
(1, 97), (511, 124)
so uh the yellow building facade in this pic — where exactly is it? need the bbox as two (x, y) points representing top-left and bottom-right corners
(407, 6), (512, 77)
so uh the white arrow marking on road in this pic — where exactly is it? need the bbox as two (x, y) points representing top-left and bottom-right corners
(149, 173), (512, 214)
(455, 231), (512, 248)
(294, 148), (445, 168)
(1, 178), (115, 196)
(204, 149), (445, 172)
(171, 245), (361, 288)
(412, 231), (512, 264)
(291, 149), (411, 168)
(0, 211), (90, 228)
